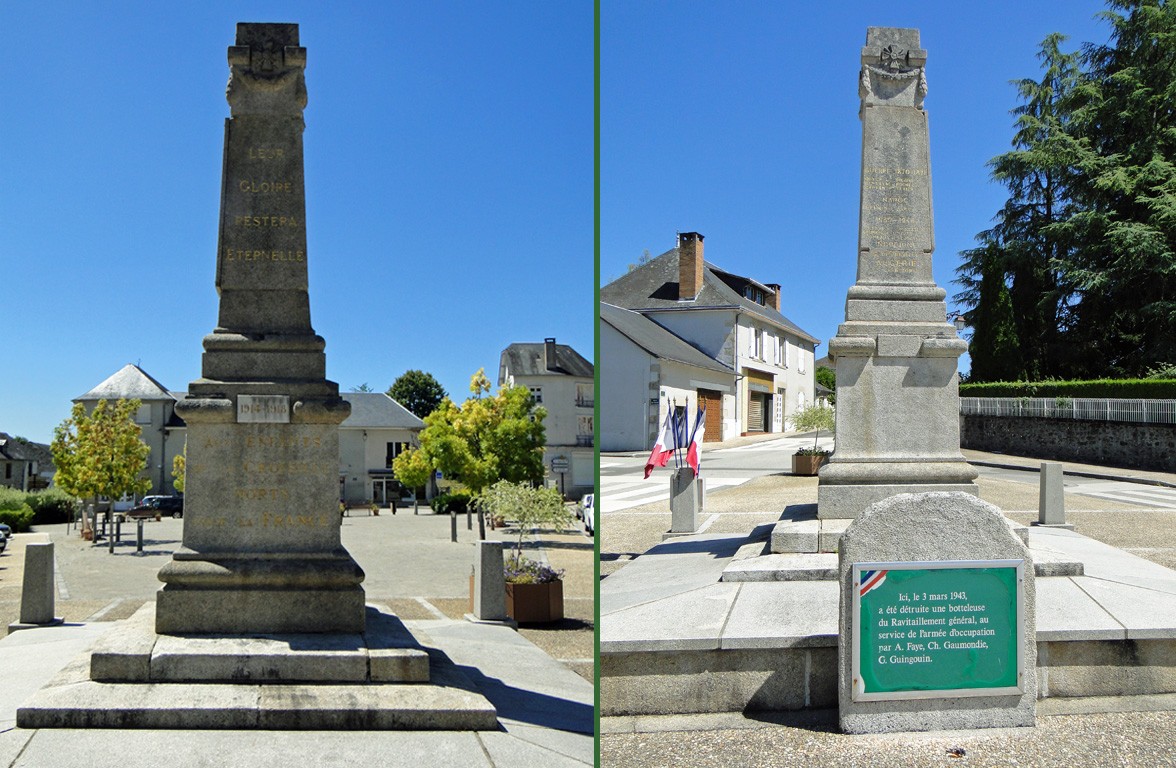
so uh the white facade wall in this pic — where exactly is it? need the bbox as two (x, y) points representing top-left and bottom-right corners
(505, 371), (594, 500)
(338, 427), (419, 504)
(656, 359), (736, 442)
(643, 309), (738, 364)
(600, 322), (656, 452)
(731, 315), (818, 434)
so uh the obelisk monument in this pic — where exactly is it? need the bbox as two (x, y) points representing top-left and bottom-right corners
(818, 27), (978, 519)
(157, 23), (364, 633)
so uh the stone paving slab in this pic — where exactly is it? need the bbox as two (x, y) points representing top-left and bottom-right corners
(721, 581), (838, 649)
(1033, 577), (1124, 641)
(600, 534), (745, 616)
(1072, 576), (1176, 640)
(600, 582), (741, 653)
(721, 553), (837, 582)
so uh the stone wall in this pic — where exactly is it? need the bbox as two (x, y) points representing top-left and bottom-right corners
(961, 415), (1176, 472)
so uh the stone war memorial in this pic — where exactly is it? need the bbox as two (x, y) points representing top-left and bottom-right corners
(16, 23), (496, 730)
(599, 26), (1176, 736)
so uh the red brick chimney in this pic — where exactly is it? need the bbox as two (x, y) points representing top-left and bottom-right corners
(765, 283), (782, 311)
(678, 232), (704, 301)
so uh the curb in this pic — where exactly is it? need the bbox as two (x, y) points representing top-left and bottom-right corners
(968, 460), (1176, 490)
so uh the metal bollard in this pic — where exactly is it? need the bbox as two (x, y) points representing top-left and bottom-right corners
(137, 518), (145, 553)
(477, 509), (486, 540)
(450, 510), (458, 543)
(466, 507), (472, 530)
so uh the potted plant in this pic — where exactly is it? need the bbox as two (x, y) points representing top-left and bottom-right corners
(474, 480), (573, 623)
(790, 404), (835, 476)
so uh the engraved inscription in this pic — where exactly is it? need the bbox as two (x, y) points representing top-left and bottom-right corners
(234, 215), (299, 227)
(247, 146), (286, 160)
(238, 395), (290, 423)
(224, 248), (305, 262)
(238, 179), (294, 193)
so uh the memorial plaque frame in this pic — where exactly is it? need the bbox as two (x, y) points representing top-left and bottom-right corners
(851, 559), (1025, 702)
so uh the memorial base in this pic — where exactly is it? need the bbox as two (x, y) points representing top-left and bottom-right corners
(17, 603), (498, 731)
(818, 482), (978, 520)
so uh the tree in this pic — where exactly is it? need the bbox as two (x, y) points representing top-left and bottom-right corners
(955, 32), (1081, 380)
(386, 370), (447, 418)
(391, 448), (431, 513)
(814, 366), (837, 404)
(791, 404), (835, 452)
(474, 480), (571, 561)
(172, 447), (186, 494)
(392, 370), (546, 496)
(51, 400), (151, 528)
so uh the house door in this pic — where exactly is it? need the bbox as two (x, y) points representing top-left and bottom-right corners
(697, 389), (722, 441)
(747, 393), (769, 432)
(372, 479), (388, 505)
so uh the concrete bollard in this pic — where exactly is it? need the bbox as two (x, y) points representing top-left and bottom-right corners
(1034, 462), (1074, 530)
(470, 540), (508, 623)
(9, 541), (64, 632)
(666, 467), (703, 538)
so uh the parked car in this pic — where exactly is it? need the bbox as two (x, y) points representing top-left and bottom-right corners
(0, 533), (7, 554)
(580, 493), (594, 536)
(127, 495), (184, 519)
(0, 522), (11, 539)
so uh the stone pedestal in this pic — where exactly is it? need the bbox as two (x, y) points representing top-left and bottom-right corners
(1034, 462), (1074, 530)
(665, 468), (703, 538)
(8, 542), (63, 633)
(818, 27), (977, 520)
(469, 540), (510, 624)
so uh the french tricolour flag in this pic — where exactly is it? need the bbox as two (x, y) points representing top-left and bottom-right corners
(686, 405), (706, 477)
(860, 569), (888, 597)
(644, 410), (676, 479)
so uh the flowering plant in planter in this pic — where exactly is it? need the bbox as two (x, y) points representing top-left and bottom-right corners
(790, 405), (835, 475)
(474, 480), (573, 560)
(504, 555), (564, 584)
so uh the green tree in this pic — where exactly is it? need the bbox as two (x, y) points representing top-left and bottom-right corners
(956, 32), (1081, 380)
(51, 400), (151, 527)
(791, 404), (835, 452)
(1058, 0), (1176, 375)
(172, 446), (186, 494)
(814, 366), (837, 403)
(474, 480), (571, 561)
(386, 370), (448, 418)
(391, 448), (432, 513)
(393, 370), (546, 496)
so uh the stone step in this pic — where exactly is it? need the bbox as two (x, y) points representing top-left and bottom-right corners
(91, 603), (429, 684)
(771, 511), (1031, 555)
(723, 552), (1081, 582)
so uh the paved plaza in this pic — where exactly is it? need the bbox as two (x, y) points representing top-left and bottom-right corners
(0, 507), (594, 767)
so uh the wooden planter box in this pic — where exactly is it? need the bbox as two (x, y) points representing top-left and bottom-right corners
(506, 581), (564, 624)
(792, 453), (828, 476)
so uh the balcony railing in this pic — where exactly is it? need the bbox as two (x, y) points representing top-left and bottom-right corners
(576, 397), (595, 408)
(960, 397), (1176, 425)
(575, 434), (594, 447)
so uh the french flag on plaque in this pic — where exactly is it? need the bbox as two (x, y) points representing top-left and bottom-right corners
(860, 569), (888, 597)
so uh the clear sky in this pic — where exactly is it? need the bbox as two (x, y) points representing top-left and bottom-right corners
(601, 2), (1112, 371)
(0, 2), (591, 444)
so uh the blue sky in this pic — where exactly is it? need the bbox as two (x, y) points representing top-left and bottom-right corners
(601, 2), (1112, 371)
(0, 2), (591, 443)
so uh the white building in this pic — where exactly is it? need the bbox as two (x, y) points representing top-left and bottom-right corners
(498, 338), (594, 499)
(600, 232), (820, 449)
(74, 365), (423, 504)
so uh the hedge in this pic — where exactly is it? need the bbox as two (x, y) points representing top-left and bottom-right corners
(0, 486), (79, 529)
(960, 379), (1176, 399)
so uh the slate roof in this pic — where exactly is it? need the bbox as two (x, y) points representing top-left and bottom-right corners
(600, 248), (819, 344)
(74, 364), (174, 402)
(340, 393), (425, 430)
(600, 303), (733, 375)
(499, 341), (593, 380)
(0, 433), (48, 463)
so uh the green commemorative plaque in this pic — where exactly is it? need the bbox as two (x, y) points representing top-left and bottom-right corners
(852, 560), (1025, 701)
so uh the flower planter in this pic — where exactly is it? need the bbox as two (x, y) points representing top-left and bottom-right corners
(506, 580), (564, 624)
(792, 453), (828, 476)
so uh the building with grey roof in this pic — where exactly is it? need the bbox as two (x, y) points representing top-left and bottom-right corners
(601, 232), (820, 445)
(0, 433), (54, 492)
(72, 366), (424, 504)
(499, 338), (593, 499)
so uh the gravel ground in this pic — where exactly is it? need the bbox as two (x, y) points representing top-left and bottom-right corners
(602, 709), (1176, 767)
